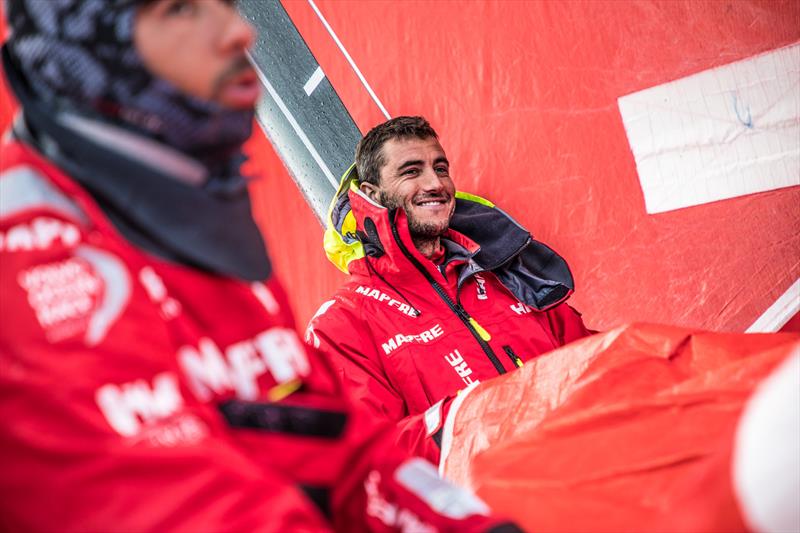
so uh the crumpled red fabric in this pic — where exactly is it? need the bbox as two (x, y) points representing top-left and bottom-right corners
(441, 323), (800, 532)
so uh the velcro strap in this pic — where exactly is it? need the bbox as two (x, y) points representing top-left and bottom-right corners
(219, 400), (348, 438)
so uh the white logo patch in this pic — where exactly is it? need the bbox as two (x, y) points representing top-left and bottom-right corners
(18, 257), (102, 342)
(17, 246), (132, 345)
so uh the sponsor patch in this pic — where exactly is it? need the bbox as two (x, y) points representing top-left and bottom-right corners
(178, 328), (310, 401)
(444, 349), (479, 386)
(95, 371), (208, 446)
(18, 257), (102, 342)
(510, 301), (533, 315)
(355, 285), (418, 317)
(474, 273), (488, 300)
(0, 216), (80, 252)
(381, 324), (444, 355)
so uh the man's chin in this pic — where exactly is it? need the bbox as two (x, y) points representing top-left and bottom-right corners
(408, 220), (450, 240)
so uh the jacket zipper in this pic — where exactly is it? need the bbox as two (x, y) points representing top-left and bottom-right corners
(502, 345), (524, 368)
(390, 220), (506, 375)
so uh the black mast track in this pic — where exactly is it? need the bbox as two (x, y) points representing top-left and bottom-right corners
(237, 0), (362, 224)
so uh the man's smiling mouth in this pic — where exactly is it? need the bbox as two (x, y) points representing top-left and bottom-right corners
(415, 197), (450, 207)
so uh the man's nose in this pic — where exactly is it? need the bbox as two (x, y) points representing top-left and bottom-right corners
(419, 167), (445, 192)
(217, 1), (256, 54)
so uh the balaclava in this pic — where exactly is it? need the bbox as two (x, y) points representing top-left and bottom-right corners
(4, 0), (254, 170)
(2, 0), (272, 281)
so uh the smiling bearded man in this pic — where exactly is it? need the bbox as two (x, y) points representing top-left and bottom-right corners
(307, 116), (593, 462)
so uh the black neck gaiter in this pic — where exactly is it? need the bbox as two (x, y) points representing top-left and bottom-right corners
(4, 45), (272, 282)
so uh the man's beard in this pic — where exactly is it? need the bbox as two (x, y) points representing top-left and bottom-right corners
(379, 191), (452, 240)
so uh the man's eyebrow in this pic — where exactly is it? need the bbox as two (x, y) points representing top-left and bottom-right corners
(397, 159), (424, 171)
(396, 156), (449, 172)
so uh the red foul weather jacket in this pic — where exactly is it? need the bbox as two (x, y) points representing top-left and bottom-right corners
(307, 167), (591, 456)
(0, 138), (523, 533)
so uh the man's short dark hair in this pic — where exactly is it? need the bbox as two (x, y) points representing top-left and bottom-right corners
(355, 116), (438, 186)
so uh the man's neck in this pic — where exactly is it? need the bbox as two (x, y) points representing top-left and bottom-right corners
(413, 236), (443, 261)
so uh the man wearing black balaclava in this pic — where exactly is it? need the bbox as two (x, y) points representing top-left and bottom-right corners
(0, 1), (522, 532)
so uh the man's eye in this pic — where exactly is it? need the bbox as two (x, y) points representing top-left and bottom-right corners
(402, 168), (419, 176)
(166, 0), (195, 16)
(435, 166), (449, 174)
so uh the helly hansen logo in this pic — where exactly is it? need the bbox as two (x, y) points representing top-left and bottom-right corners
(474, 274), (488, 300)
(382, 324), (444, 355)
(178, 328), (309, 401)
(510, 302), (534, 315)
(355, 285), (418, 317)
(444, 349), (478, 386)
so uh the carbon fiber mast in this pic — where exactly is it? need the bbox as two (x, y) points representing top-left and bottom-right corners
(237, 0), (362, 223)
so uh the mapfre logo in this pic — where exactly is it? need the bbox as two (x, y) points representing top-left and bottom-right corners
(444, 349), (479, 386)
(355, 285), (419, 317)
(178, 328), (309, 401)
(0, 216), (80, 252)
(95, 372), (208, 446)
(381, 324), (444, 355)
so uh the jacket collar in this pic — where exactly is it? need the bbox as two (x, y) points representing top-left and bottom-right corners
(346, 185), (479, 283)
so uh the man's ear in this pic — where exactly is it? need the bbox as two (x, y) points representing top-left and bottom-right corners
(359, 182), (381, 204)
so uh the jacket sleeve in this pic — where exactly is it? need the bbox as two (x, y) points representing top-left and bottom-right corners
(307, 300), (407, 420)
(307, 301), (445, 463)
(546, 303), (595, 345)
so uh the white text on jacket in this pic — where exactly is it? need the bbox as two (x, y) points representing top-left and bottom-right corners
(96, 372), (209, 445)
(382, 324), (444, 355)
(178, 328), (310, 401)
(444, 349), (478, 386)
(510, 302), (534, 315)
(0, 216), (80, 252)
(356, 285), (418, 317)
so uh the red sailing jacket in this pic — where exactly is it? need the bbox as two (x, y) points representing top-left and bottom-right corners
(0, 139), (519, 533)
(307, 168), (591, 447)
